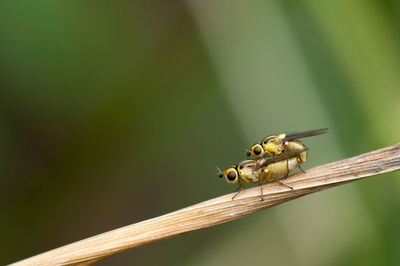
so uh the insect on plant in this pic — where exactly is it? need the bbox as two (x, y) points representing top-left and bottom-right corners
(218, 129), (328, 200)
(247, 128), (328, 159)
(218, 149), (308, 200)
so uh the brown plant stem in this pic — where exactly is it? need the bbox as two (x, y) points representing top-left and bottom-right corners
(12, 143), (400, 265)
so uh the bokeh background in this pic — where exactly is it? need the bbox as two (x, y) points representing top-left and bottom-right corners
(1, 1), (400, 265)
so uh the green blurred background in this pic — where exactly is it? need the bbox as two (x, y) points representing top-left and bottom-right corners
(1, 1), (400, 265)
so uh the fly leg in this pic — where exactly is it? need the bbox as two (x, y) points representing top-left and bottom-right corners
(279, 158), (293, 189)
(298, 164), (305, 173)
(258, 178), (264, 201)
(266, 170), (294, 191)
(297, 155), (306, 173)
(277, 180), (293, 190)
(232, 178), (244, 200)
(232, 187), (242, 200)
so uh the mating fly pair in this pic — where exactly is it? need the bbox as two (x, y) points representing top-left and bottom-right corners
(217, 128), (328, 200)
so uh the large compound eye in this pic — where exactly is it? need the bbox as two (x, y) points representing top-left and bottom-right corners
(253, 145), (262, 156)
(227, 170), (237, 181)
(221, 167), (238, 184)
(248, 144), (263, 157)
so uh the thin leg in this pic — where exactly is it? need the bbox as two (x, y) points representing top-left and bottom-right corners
(277, 180), (294, 190)
(298, 164), (305, 173)
(297, 155), (306, 173)
(232, 179), (244, 200)
(232, 187), (242, 200)
(258, 178), (264, 201)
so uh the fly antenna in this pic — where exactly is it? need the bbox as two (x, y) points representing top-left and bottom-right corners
(216, 166), (223, 178)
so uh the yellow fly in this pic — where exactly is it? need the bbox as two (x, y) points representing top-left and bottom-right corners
(247, 128), (328, 160)
(218, 128), (327, 200)
(218, 149), (308, 200)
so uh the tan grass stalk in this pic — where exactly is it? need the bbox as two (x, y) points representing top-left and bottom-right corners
(12, 143), (400, 265)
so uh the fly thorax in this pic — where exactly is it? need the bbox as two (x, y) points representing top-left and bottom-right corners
(238, 160), (258, 183)
(239, 167), (258, 183)
(265, 142), (284, 156)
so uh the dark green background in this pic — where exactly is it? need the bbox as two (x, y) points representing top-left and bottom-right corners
(1, 1), (400, 265)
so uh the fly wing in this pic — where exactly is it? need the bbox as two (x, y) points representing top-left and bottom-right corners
(284, 128), (328, 142)
(255, 148), (309, 170)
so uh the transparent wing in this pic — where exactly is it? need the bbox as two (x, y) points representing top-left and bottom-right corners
(284, 128), (328, 142)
